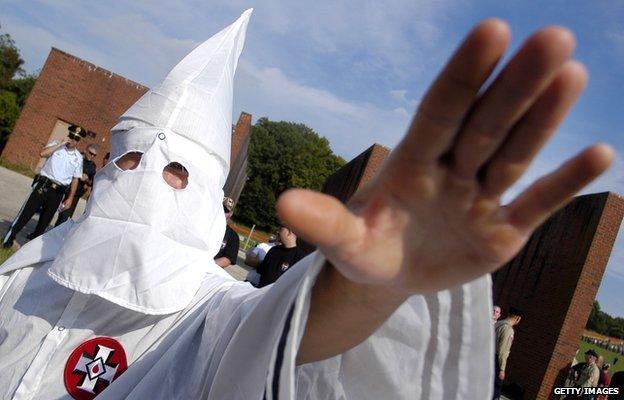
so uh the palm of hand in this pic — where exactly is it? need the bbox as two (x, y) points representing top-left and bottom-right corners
(278, 20), (613, 295)
(334, 164), (526, 293)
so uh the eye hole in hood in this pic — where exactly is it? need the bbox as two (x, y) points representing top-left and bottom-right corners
(163, 162), (189, 189)
(115, 152), (143, 171)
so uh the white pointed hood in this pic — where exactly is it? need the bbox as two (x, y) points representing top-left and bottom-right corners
(47, 10), (252, 315)
(111, 8), (252, 186)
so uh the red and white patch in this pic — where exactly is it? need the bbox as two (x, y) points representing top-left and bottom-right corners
(64, 337), (128, 400)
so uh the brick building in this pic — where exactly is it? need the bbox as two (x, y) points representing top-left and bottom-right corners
(1, 48), (147, 170)
(493, 192), (624, 399)
(320, 143), (389, 204)
(299, 143), (390, 255)
(1, 48), (252, 198)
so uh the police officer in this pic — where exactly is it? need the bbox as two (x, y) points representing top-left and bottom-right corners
(2, 125), (84, 248)
(54, 143), (99, 226)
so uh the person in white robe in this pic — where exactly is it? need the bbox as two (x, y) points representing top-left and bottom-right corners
(0, 9), (614, 400)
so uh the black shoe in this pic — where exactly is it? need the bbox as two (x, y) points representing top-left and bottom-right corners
(2, 236), (14, 248)
(26, 233), (37, 240)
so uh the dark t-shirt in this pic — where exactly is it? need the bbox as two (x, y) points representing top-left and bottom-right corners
(76, 158), (97, 197)
(214, 224), (240, 265)
(257, 245), (304, 288)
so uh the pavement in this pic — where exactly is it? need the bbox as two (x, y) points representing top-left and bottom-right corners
(0, 166), (253, 281)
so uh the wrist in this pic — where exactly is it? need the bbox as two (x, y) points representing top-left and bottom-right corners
(324, 262), (409, 313)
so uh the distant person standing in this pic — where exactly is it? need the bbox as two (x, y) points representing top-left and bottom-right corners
(576, 350), (600, 388)
(214, 197), (240, 268)
(54, 143), (99, 226)
(493, 307), (523, 400)
(493, 305), (502, 324)
(597, 363), (611, 400)
(257, 225), (304, 288)
(245, 234), (278, 286)
(2, 125), (84, 248)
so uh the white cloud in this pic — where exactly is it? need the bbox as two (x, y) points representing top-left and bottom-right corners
(235, 60), (411, 157)
(390, 89), (408, 102)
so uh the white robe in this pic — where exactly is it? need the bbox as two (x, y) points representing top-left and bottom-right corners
(0, 223), (494, 399)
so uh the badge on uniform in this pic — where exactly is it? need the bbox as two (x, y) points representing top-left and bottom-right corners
(280, 262), (290, 272)
(64, 337), (128, 400)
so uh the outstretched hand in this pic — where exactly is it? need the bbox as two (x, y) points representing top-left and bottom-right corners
(278, 19), (613, 296)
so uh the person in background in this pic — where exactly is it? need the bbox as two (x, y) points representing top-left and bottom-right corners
(245, 234), (278, 286)
(597, 363), (611, 400)
(257, 225), (304, 288)
(54, 143), (99, 226)
(494, 307), (523, 399)
(2, 125), (83, 248)
(576, 350), (600, 388)
(214, 197), (240, 268)
(493, 305), (502, 324)
(245, 234), (278, 268)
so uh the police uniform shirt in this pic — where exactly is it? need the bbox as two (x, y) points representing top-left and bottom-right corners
(257, 245), (305, 288)
(39, 141), (83, 186)
(214, 224), (239, 265)
(0, 224), (496, 400)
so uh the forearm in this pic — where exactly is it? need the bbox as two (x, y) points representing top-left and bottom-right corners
(296, 263), (409, 365)
(67, 179), (78, 200)
(214, 257), (231, 268)
(498, 352), (509, 372)
(245, 254), (260, 267)
(40, 144), (62, 157)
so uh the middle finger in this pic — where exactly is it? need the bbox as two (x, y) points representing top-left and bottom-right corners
(451, 26), (576, 179)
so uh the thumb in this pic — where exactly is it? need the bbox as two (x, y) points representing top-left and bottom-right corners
(276, 189), (364, 252)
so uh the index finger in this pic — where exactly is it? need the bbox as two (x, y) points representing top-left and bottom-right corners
(395, 19), (510, 164)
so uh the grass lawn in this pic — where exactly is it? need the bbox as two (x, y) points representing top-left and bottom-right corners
(0, 247), (16, 264)
(576, 340), (624, 374)
(0, 158), (36, 178)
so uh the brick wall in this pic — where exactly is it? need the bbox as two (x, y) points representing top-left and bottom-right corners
(1, 48), (252, 177)
(493, 192), (624, 399)
(231, 112), (251, 165)
(224, 112), (252, 203)
(299, 143), (390, 255)
(321, 143), (390, 203)
(1, 48), (147, 169)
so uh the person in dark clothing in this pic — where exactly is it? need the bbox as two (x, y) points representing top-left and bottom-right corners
(610, 371), (624, 400)
(214, 197), (240, 268)
(55, 143), (99, 226)
(257, 225), (304, 288)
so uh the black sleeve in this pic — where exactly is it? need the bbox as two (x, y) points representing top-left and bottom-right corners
(257, 247), (276, 277)
(293, 248), (305, 265)
(222, 226), (239, 264)
(85, 160), (97, 182)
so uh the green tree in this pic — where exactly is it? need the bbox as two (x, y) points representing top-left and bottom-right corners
(0, 32), (24, 89)
(236, 118), (345, 231)
(7, 74), (37, 107)
(587, 301), (603, 331)
(0, 27), (37, 153)
(0, 90), (19, 150)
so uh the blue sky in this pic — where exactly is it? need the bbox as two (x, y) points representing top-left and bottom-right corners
(1, 0), (623, 317)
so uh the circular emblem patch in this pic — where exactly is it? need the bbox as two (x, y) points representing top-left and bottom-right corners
(64, 337), (128, 400)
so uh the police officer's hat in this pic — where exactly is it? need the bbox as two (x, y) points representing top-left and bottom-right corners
(585, 349), (598, 357)
(68, 124), (87, 138)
